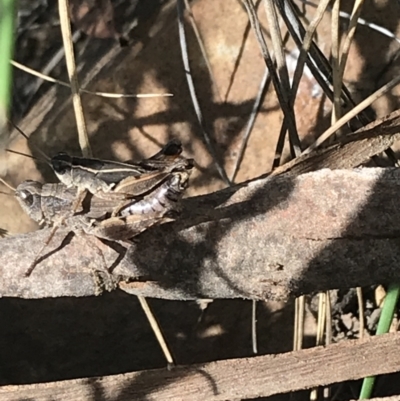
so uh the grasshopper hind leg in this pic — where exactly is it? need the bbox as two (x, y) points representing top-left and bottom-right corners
(73, 230), (118, 293)
(75, 229), (111, 273)
(25, 225), (60, 277)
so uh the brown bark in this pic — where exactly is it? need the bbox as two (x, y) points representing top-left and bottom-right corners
(2, 167), (400, 300)
(0, 332), (399, 401)
(273, 109), (400, 176)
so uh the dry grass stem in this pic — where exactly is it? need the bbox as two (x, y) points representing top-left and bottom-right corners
(243, 0), (300, 156)
(304, 73), (400, 154)
(331, 0), (342, 124)
(339, 0), (366, 76)
(177, 0), (230, 185)
(58, 0), (91, 157)
(11, 60), (173, 99)
(137, 295), (175, 367)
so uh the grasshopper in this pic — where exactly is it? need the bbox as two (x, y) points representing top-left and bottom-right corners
(8, 125), (192, 368)
(87, 168), (192, 240)
(15, 161), (193, 276)
(10, 128), (188, 197)
(14, 177), (189, 368)
(51, 139), (193, 213)
(51, 142), (194, 218)
(14, 180), (115, 277)
(11, 128), (193, 215)
(51, 138), (187, 194)
(9, 126), (194, 266)
(15, 180), (112, 226)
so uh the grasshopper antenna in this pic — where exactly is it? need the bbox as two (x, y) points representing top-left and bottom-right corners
(6, 149), (42, 163)
(8, 120), (51, 162)
(6, 148), (51, 169)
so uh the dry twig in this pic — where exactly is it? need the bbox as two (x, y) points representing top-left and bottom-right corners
(0, 332), (399, 401)
(2, 167), (400, 300)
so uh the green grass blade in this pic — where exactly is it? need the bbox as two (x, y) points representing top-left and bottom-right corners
(359, 283), (400, 399)
(0, 0), (15, 127)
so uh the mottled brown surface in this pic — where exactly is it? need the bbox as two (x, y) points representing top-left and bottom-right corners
(2, 0), (400, 398)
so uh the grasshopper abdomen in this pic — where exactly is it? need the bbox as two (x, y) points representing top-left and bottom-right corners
(119, 171), (190, 217)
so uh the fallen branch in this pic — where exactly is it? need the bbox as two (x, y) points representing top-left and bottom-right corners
(1, 332), (399, 401)
(273, 108), (400, 175)
(2, 167), (400, 300)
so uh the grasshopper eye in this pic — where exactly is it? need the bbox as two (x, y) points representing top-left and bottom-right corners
(18, 190), (34, 206)
(15, 187), (44, 223)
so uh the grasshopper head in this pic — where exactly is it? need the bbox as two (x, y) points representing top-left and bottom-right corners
(169, 167), (192, 194)
(177, 157), (195, 172)
(161, 139), (182, 157)
(51, 152), (74, 185)
(139, 139), (188, 172)
(151, 139), (182, 161)
(15, 181), (45, 224)
(167, 158), (194, 194)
